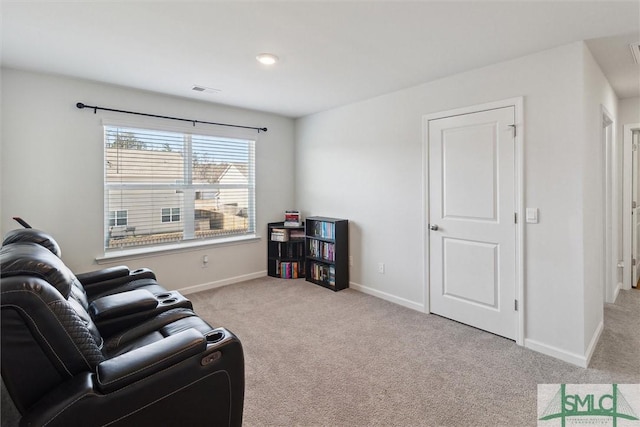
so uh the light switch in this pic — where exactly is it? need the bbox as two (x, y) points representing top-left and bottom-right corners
(526, 208), (538, 224)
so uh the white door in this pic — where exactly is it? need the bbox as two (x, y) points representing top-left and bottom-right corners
(632, 131), (640, 287)
(428, 106), (517, 340)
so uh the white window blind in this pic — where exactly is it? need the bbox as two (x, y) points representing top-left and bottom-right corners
(104, 125), (255, 251)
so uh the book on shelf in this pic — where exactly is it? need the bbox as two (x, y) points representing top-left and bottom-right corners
(309, 262), (336, 287)
(289, 229), (305, 240)
(284, 210), (301, 227)
(272, 239), (305, 258)
(276, 260), (302, 279)
(271, 228), (289, 242)
(329, 266), (336, 287)
(283, 242), (304, 258)
(308, 239), (335, 262)
(311, 220), (335, 240)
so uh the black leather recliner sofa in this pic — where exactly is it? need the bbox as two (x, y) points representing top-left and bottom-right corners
(1, 233), (244, 426)
(2, 228), (197, 336)
(2, 228), (167, 300)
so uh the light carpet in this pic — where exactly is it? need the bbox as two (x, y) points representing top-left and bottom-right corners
(188, 277), (640, 427)
(2, 278), (637, 426)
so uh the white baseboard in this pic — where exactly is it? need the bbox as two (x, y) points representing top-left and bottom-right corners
(349, 281), (425, 312)
(178, 270), (267, 295)
(584, 320), (604, 367)
(613, 282), (622, 302)
(524, 339), (588, 367)
(524, 322), (602, 369)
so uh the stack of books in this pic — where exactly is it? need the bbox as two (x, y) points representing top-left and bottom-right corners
(284, 210), (301, 227)
(271, 228), (289, 242)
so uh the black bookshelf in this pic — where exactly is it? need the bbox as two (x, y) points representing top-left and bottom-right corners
(305, 217), (348, 291)
(267, 222), (305, 279)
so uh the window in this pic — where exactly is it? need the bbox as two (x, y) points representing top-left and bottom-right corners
(109, 210), (128, 227)
(104, 125), (255, 251)
(161, 207), (181, 223)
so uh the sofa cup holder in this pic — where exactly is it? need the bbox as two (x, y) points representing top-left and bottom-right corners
(160, 297), (178, 305)
(206, 330), (225, 344)
(156, 293), (173, 300)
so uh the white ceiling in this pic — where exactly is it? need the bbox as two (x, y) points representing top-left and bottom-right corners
(1, 1), (639, 118)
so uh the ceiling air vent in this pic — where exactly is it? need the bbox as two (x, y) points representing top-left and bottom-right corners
(191, 85), (221, 94)
(630, 43), (640, 64)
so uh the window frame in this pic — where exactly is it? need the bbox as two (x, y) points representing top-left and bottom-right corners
(102, 119), (258, 256)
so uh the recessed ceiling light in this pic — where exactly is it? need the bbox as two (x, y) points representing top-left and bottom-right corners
(256, 53), (279, 66)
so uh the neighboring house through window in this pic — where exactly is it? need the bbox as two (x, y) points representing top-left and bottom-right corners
(161, 207), (181, 223)
(109, 210), (128, 227)
(104, 125), (256, 251)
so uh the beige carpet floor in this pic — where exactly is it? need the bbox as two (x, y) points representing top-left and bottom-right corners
(188, 277), (640, 427)
(2, 278), (638, 426)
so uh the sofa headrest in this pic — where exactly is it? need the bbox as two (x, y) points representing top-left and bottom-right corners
(2, 228), (62, 257)
(0, 242), (73, 298)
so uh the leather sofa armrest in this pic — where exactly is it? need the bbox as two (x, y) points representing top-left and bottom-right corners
(76, 266), (131, 285)
(89, 289), (158, 321)
(96, 328), (206, 393)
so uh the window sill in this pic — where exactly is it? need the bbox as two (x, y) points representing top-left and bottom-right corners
(96, 234), (261, 264)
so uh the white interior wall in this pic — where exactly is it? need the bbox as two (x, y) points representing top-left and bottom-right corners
(0, 68), (296, 291)
(580, 44), (618, 358)
(619, 97), (640, 127)
(296, 41), (604, 364)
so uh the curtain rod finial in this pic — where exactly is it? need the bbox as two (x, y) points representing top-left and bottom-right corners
(260, 127), (268, 132)
(76, 102), (85, 109)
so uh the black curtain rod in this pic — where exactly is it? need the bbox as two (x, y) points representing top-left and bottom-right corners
(76, 102), (267, 133)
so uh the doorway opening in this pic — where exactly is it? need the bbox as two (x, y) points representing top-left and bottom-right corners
(633, 130), (640, 288)
(623, 123), (640, 290)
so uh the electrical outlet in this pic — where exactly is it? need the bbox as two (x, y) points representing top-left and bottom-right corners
(378, 262), (385, 274)
(202, 254), (209, 268)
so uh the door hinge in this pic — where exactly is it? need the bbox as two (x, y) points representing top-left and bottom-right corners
(633, 143), (638, 152)
(508, 124), (516, 137)
(633, 258), (637, 267)
(514, 212), (517, 224)
(514, 299), (518, 311)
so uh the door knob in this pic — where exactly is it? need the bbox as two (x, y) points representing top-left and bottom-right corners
(429, 224), (439, 231)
